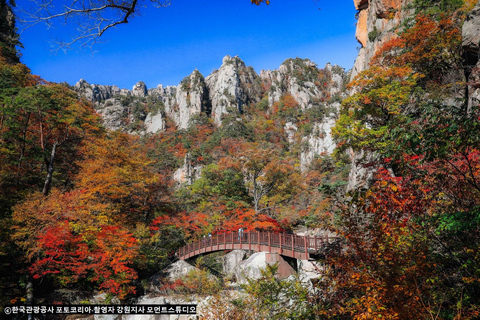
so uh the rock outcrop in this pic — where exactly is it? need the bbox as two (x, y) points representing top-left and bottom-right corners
(261, 59), (346, 170)
(94, 98), (128, 132)
(74, 79), (120, 102)
(132, 81), (148, 97)
(261, 58), (335, 110)
(463, 2), (480, 111)
(74, 55), (263, 131)
(205, 55), (262, 125)
(351, 0), (407, 80)
(300, 114), (338, 172)
(144, 111), (166, 133)
(175, 70), (209, 129)
(173, 153), (203, 185)
(165, 260), (198, 281)
(0, 0), (19, 63)
(346, 0), (480, 190)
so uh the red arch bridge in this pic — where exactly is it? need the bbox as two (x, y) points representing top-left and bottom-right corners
(176, 231), (340, 261)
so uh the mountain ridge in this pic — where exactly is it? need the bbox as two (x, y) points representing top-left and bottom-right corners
(74, 55), (347, 130)
(74, 55), (348, 184)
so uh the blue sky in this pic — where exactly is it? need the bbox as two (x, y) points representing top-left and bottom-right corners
(15, 0), (359, 90)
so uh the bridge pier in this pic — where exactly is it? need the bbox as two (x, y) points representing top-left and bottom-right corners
(282, 255), (298, 273)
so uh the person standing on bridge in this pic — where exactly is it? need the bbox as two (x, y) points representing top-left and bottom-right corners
(238, 228), (243, 241)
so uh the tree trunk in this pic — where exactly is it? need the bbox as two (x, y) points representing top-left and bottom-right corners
(42, 141), (58, 197)
(26, 276), (33, 320)
(253, 174), (259, 214)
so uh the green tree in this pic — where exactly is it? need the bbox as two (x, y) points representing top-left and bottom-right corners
(238, 142), (299, 214)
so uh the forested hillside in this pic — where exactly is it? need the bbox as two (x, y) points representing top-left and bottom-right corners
(1, 0), (480, 318)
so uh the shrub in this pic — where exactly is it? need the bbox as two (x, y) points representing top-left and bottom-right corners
(173, 268), (222, 296)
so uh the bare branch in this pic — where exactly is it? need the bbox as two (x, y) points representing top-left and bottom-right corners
(15, 0), (171, 52)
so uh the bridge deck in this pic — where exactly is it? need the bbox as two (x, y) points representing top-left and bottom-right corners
(176, 231), (338, 261)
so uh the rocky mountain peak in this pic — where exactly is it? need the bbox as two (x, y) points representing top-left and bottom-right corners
(279, 57), (317, 74)
(180, 69), (205, 92)
(221, 55), (246, 68)
(74, 79), (120, 102)
(205, 55), (262, 125)
(132, 81), (147, 97)
(175, 69), (208, 129)
(261, 58), (345, 111)
(74, 78), (88, 91)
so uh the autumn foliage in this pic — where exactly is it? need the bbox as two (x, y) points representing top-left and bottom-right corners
(328, 4), (480, 318)
(3, 1), (480, 317)
(30, 222), (138, 299)
(152, 206), (284, 241)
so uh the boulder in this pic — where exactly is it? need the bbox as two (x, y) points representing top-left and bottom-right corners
(222, 250), (247, 276)
(234, 252), (296, 284)
(297, 259), (325, 281)
(166, 260), (197, 281)
(165, 259), (216, 282)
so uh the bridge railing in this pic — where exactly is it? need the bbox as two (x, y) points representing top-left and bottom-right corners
(176, 231), (336, 260)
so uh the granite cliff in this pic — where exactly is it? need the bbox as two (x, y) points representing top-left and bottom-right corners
(346, 0), (480, 190)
